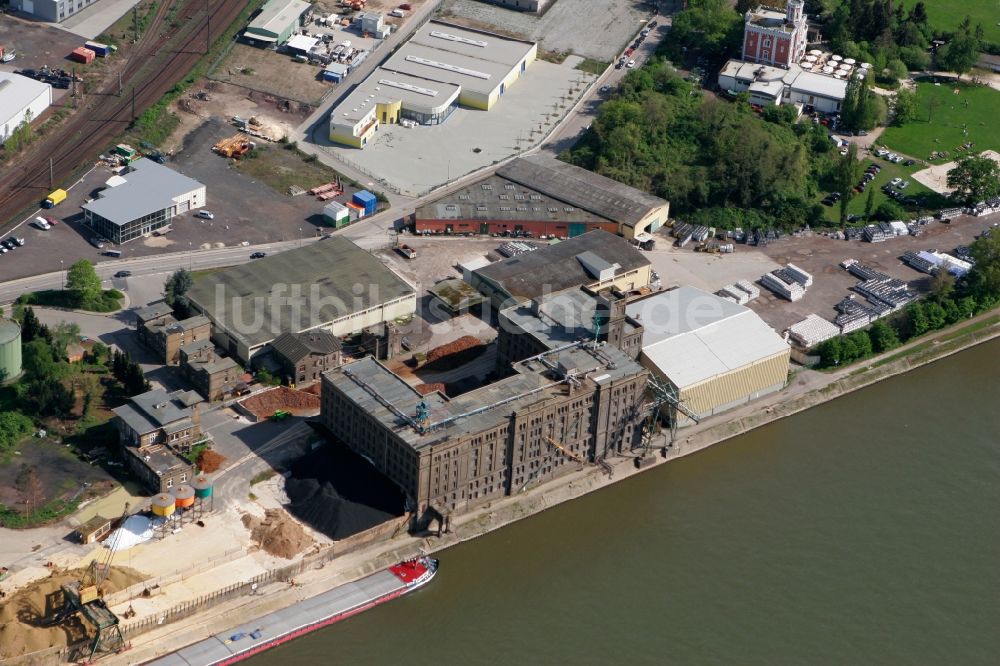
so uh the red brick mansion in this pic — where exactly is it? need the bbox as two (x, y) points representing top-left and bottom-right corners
(741, 0), (807, 69)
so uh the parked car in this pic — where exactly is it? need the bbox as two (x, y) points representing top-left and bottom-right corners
(33, 216), (51, 230)
(890, 177), (902, 186)
(195, 210), (215, 219)
(250, 251), (266, 259)
(649, 20), (657, 27)
(625, 48), (634, 56)
(600, 85), (611, 93)
(114, 270), (132, 278)
(89, 237), (105, 249)
(898, 180), (910, 189)
(44, 216), (59, 225)
(626, 59), (636, 68)
(1, 239), (15, 250)
(399, 2), (412, 8)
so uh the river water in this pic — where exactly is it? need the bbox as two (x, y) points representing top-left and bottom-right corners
(256, 340), (1000, 665)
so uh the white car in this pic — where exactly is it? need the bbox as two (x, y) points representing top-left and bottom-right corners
(890, 177), (902, 186)
(626, 59), (636, 68)
(898, 180), (909, 189)
(33, 216), (51, 230)
(195, 210), (215, 219)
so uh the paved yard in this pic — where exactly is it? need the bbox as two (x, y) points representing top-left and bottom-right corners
(439, 0), (652, 61)
(317, 56), (597, 196)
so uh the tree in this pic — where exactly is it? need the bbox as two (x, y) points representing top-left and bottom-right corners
(22, 340), (58, 382)
(937, 18), (981, 79)
(66, 260), (102, 304)
(848, 330), (873, 359)
(884, 58), (908, 82)
(5, 110), (34, 153)
(893, 88), (917, 126)
(18, 307), (47, 344)
(817, 337), (845, 367)
(864, 188), (876, 221)
(947, 155), (1000, 206)
(31, 378), (75, 417)
(924, 301), (948, 330)
(0, 411), (34, 453)
(51, 322), (82, 359)
(966, 228), (1000, 302)
(869, 320), (900, 352)
(904, 301), (930, 338)
(929, 268), (956, 303)
(164, 269), (194, 318)
(836, 144), (861, 225)
(874, 199), (907, 221)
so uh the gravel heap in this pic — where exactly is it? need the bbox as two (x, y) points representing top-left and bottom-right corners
(241, 509), (313, 559)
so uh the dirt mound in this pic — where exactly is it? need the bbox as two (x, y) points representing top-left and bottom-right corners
(239, 387), (320, 420)
(427, 336), (481, 363)
(415, 382), (446, 396)
(197, 449), (226, 473)
(242, 509), (312, 559)
(0, 566), (145, 659)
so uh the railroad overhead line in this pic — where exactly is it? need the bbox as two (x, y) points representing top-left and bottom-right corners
(0, 0), (246, 224)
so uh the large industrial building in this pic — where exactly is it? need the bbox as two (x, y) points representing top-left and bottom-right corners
(9, 0), (102, 22)
(416, 155), (670, 239)
(187, 238), (416, 364)
(82, 158), (206, 244)
(322, 341), (647, 518)
(469, 230), (652, 309)
(626, 287), (790, 422)
(0, 73), (51, 146)
(243, 0), (311, 46)
(328, 20), (536, 148)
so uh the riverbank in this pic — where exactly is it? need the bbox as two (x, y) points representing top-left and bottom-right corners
(70, 309), (1000, 665)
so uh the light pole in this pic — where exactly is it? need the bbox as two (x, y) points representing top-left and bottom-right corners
(299, 227), (303, 246)
(188, 242), (193, 270)
(60, 260), (64, 289)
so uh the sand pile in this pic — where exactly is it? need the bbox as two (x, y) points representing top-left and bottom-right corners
(0, 566), (145, 659)
(415, 382), (447, 396)
(285, 478), (397, 540)
(242, 509), (312, 559)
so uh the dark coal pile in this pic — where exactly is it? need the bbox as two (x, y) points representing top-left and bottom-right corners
(285, 439), (404, 540)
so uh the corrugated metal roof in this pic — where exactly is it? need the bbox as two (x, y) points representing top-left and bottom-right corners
(628, 287), (789, 390)
(497, 155), (668, 229)
(246, 0), (310, 37)
(0, 73), (50, 139)
(81, 159), (203, 226)
(473, 230), (649, 303)
(270, 331), (342, 364)
(187, 238), (414, 349)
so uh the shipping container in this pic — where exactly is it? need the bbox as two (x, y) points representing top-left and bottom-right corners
(352, 190), (377, 216)
(42, 189), (68, 208)
(84, 41), (111, 57)
(70, 47), (96, 64)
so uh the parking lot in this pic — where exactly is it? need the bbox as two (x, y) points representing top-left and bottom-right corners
(439, 0), (652, 62)
(0, 13), (94, 105)
(647, 215), (1000, 335)
(0, 118), (356, 280)
(318, 55), (597, 196)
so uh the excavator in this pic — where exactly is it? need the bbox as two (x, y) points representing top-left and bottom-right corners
(47, 503), (131, 662)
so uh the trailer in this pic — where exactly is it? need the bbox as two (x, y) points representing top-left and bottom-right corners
(397, 244), (417, 259)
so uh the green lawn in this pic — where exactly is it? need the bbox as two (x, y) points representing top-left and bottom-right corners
(817, 155), (947, 224)
(898, 0), (1000, 46)
(880, 81), (1000, 162)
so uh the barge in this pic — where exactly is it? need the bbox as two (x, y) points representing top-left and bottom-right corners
(146, 557), (438, 665)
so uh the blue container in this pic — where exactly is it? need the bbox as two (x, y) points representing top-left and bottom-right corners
(353, 190), (377, 216)
(85, 41), (110, 57)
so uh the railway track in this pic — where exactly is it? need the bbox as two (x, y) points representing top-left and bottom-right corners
(0, 0), (247, 227)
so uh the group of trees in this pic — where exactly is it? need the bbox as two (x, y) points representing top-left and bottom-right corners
(562, 60), (831, 230)
(947, 155), (1000, 207)
(111, 348), (151, 396)
(20, 308), (76, 417)
(816, 228), (1000, 367)
(840, 77), (887, 131)
(164, 268), (194, 318)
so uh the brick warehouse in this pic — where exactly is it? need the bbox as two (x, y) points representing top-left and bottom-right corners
(321, 342), (648, 519)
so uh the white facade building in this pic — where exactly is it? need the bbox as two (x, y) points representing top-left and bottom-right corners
(0, 73), (52, 146)
(718, 60), (848, 114)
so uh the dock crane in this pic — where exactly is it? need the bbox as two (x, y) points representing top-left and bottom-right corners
(48, 503), (131, 662)
(640, 375), (701, 456)
(519, 414), (585, 492)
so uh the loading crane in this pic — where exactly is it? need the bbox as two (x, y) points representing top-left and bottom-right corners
(519, 414), (585, 492)
(48, 503), (131, 662)
(641, 375), (701, 455)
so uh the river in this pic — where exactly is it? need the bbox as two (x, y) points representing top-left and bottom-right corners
(254, 340), (1000, 665)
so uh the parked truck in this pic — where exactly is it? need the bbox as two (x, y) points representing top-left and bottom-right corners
(42, 189), (67, 208)
(397, 244), (417, 259)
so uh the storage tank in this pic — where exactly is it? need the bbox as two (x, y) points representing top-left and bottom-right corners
(192, 475), (214, 499)
(0, 319), (22, 383)
(151, 493), (176, 517)
(172, 484), (195, 509)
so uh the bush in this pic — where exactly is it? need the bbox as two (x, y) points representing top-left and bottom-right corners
(0, 411), (34, 453)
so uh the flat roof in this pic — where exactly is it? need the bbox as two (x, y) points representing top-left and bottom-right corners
(383, 42), (513, 96)
(334, 67), (462, 124)
(474, 229), (650, 303)
(788, 69), (848, 99)
(135, 300), (175, 322)
(246, 0), (310, 37)
(113, 388), (198, 434)
(497, 155), (668, 229)
(627, 287), (788, 390)
(0, 73), (50, 134)
(328, 342), (641, 450)
(82, 159), (203, 226)
(416, 174), (612, 225)
(409, 20), (536, 68)
(501, 288), (639, 351)
(719, 60), (848, 101)
(187, 238), (415, 349)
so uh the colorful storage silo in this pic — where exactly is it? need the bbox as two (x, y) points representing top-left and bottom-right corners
(151, 493), (176, 518)
(352, 190), (377, 217)
(172, 484), (196, 509)
(192, 475), (213, 499)
(0, 319), (22, 383)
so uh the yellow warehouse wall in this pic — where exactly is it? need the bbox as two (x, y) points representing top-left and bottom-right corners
(377, 99), (402, 124)
(675, 351), (790, 418)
